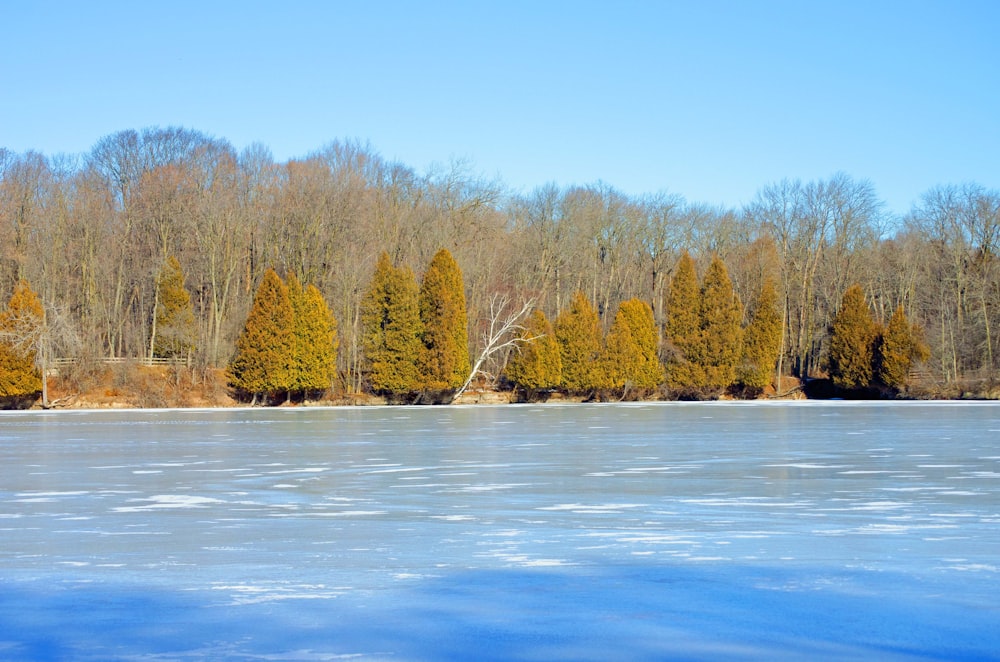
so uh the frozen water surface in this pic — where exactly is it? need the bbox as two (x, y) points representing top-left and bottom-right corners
(0, 401), (998, 660)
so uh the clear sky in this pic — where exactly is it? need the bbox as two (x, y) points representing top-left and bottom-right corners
(2, 1), (997, 216)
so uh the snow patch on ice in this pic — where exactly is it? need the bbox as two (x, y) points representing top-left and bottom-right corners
(946, 563), (998, 573)
(538, 503), (646, 513)
(113, 495), (224, 512)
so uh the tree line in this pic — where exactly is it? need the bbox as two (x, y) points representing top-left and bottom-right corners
(0, 127), (997, 403)
(0, 248), (928, 405)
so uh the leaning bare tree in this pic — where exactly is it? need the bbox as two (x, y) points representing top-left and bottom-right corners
(451, 294), (536, 403)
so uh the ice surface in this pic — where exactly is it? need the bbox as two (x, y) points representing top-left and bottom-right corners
(0, 402), (998, 660)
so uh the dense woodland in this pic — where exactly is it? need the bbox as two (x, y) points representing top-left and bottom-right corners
(1, 127), (998, 405)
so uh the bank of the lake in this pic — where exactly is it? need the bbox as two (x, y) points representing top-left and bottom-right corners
(18, 364), (1000, 410)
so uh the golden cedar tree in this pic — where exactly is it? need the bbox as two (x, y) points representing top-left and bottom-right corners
(828, 284), (879, 390)
(360, 252), (423, 395)
(738, 277), (783, 391)
(698, 255), (744, 391)
(418, 248), (470, 391)
(227, 268), (295, 399)
(288, 272), (339, 394)
(0, 280), (43, 397)
(554, 291), (602, 394)
(600, 298), (663, 392)
(877, 305), (929, 390)
(153, 256), (196, 359)
(664, 251), (702, 390)
(505, 308), (562, 394)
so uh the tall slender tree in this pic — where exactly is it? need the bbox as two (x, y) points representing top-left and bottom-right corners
(698, 255), (744, 391)
(505, 308), (562, 398)
(360, 252), (423, 396)
(227, 269), (294, 403)
(739, 278), (783, 393)
(829, 284), (879, 390)
(876, 305), (929, 391)
(600, 298), (663, 395)
(418, 248), (470, 392)
(289, 273), (339, 397)
(554, 291), (602, 394)
(0, 280), (44, 402)
(152, 256), (196, 361)
(664, 251), (702, 391)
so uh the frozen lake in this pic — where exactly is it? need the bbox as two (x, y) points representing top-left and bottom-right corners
(1, 402), (998, 660)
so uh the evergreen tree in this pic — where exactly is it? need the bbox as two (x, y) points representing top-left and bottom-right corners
(664, 251), (702, 390)
(600, 298), (663, 395)
(554, 291), (602, 394)
(360, 252), (423, 395)
(0, 280), (43, 398)
(227, 268), (295, 402)
(505, 309), (562, 397)
(829, 284), (879, 390)
(739, 278), (783, 392)
(698, 255), (744, 391)
(153, 256), (196, 360)
(418, 248), (470, 392)
(288, 273), (339, 396)
(877, 305), (929, 391)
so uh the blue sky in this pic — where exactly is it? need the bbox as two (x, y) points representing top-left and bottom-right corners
(2, 1), (997, 216)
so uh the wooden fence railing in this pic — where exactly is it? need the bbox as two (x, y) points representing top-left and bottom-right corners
(50, 357), (190, 369)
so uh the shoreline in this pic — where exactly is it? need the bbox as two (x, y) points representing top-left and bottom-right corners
(4, 397), (999, 416)
(8, 366), (996, 411)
